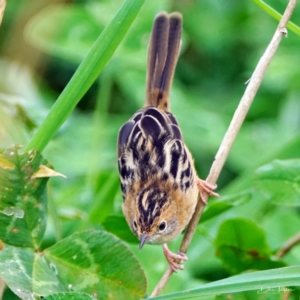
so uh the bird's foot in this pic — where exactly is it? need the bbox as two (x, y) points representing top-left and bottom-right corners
(163, 243), (188, 273)
(196, 178), (220, 204)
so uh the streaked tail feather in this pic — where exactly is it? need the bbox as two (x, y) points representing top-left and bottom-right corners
(146, 12), (182, 111)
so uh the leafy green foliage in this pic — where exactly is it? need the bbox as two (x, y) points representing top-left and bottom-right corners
(45, 230), (146, 299)
(0, 147), (147, 299)
(0, 246), (66, 299)
(0, 230), (146, 299)
(215, 218), (285, 274)
(253, 159), (300, 206)
(0, 145), (48, 248)
(44, 293), (97, 300)
(201, 191), (252, 223)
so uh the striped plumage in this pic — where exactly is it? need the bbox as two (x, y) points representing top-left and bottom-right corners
(117, 12), (217, 272)
(118, 105), (198, 245)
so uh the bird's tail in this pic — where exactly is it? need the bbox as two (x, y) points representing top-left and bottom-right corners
(145, 12), (182, 111)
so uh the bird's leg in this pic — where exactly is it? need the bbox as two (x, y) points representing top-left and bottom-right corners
(196, 178), (220, 205)
(163, 243), (188, 273)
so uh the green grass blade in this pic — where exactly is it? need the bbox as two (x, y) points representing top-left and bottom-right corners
(25, 0), (144, 152)
(252, 0), (300, 35)
(153, 266), (300, 299)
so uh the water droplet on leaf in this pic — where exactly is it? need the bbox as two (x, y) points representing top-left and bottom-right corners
(49, 263), (58, 275)
(2, 207), (24, 218)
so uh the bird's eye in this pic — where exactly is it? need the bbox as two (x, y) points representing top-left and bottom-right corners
(158, 221), (166, 231)
(133, 220), (137, 231)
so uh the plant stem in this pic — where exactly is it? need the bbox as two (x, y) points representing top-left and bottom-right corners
(276, 231), (300, 258)
(25, 0), (144, 153)
(151, 0), (298, 296)
(0, 0), (6, 25)
(252, 0), (300, 35)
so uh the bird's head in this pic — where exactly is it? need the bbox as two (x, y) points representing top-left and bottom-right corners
(123, 186), (181, 249)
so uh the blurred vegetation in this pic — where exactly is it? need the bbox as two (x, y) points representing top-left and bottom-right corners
(1, 0), (300, 298)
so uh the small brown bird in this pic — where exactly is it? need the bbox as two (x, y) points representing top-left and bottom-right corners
(117, 12), (218, 272)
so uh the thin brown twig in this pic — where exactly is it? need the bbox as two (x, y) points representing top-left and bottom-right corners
(274, 231), (300, 299)
(0, 278), (5, 300)
(276, 231), (300, 258)
(150, 0), (298, 296)
(0, 0), (7, 25)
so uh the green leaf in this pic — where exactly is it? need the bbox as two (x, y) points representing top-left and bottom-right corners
(44, 230), (146, 299)
(25, 0), (145, 153)
(0, 230), (146, 299)
(215, 218), (285, 274)
(0, 246), (66, 299)
(44, 292), (96, 300)
(152, 266), (300, 299)
(253, 159), (300, 206)
(0, 145), (49, 248)
(252, 0), (300, 36)
(215, 290), (283, 300)
(102, 215), (138, 244)
(201, 190), (251, 223)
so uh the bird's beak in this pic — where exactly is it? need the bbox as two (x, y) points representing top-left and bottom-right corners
(139, 232), (148, 250)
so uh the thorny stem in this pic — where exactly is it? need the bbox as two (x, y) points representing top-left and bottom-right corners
(151, 0), (298, 296)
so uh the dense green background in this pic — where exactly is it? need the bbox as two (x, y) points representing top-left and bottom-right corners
(1, 0), (300, 298)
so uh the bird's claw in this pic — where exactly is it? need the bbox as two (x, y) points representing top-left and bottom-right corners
(196, 178), (220, 204)
(163, 244), (188, 273)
